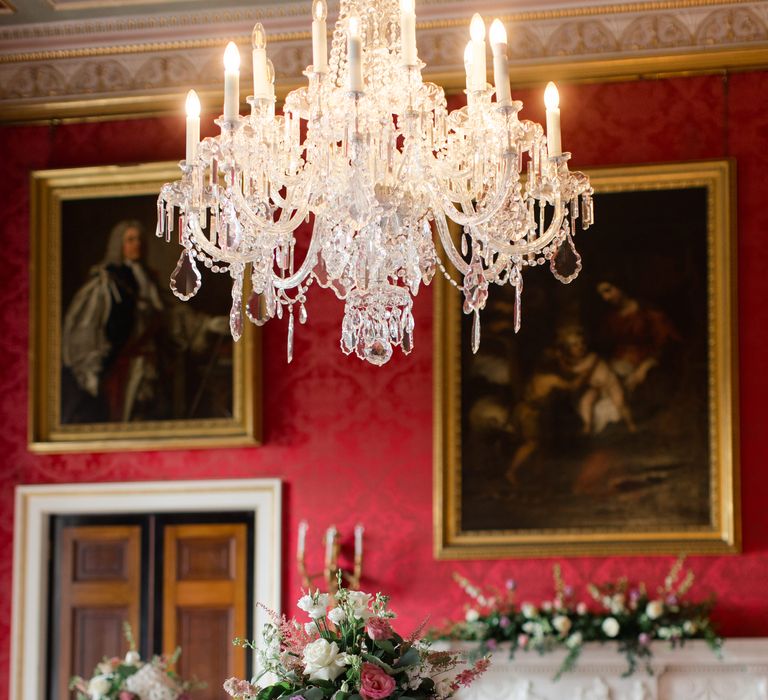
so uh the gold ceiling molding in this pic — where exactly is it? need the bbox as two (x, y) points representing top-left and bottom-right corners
(1, 2), (767, 123)
(0, 1), (16, 15)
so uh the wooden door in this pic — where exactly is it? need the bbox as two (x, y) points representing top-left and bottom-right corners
(162, 523), (248, 699)
(55, 525), (142, 700)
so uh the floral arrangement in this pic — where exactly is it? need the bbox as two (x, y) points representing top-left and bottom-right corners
(223, 580), (490, 700)
(70, 624), (202, 700)
(432, 557), (721, 677)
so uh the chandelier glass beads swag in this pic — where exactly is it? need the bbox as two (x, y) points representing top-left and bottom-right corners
(158, 0), (594, 366)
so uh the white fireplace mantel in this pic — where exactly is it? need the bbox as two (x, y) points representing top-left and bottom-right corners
(453, 639), (768, 700)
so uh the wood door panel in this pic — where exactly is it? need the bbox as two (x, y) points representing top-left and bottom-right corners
(177, 608), (233, 699)
(163, 524), (247, 699)
(56, 525), (141, 700)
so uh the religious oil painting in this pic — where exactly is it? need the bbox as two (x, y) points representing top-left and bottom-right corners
(435, 160), (739, 558)
(30, 163), (260, 452)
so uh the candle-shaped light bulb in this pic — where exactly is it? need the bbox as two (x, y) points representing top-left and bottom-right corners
(251, 22), (266, 50)
(469, 13), (486, 91)
(223, 41), (240, 121)
(312, 0), (328, 72)
(297, 520), (308, 557)
(185, 89), (200, 162)
(470, 13), (486, 42)
(354, 523), (364, 558)
(489, 18), (507, 45)
(347, 15), (363, 92)
(400, 0), (417, 65)
(544, 81), (562, 156)
(489, 19), (511, 107)
(463, 41), (473, 92)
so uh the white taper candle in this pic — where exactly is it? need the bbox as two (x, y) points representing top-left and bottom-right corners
(489, 19), (512, 107)
(544, 81), (562, 157)
(312, 0), (328, 72)
(347, 15), (363, 92)
(251, 24), (270, 98)
(400, 0), (418, 65)
(185, 89), (200, 163)
(223, 41), (241, 121)
(470, 13), (486, 91)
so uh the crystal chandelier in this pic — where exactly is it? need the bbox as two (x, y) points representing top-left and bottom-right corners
(158, 0), (593, 365)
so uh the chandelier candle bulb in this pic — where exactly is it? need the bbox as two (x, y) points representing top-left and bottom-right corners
(251, 23), (270, 98)
(544, 81), (562, 157)
(347, 15), (363, 91)
(184, 89), (200, 163)
(463, 41), (473, 93)
(400, 0), (417, 65)
(354, 523), (364, 558)
(469, 13), (486, 90)
(325, 526), (337, 568)
(223, 41), (241, 121)
(489, 19), (512, 107)
(311, 0), (328, 72)
(297, 519), (308, 558)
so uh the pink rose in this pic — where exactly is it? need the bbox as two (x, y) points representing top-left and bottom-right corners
(360, 662), (396, 700)
(365, 617), (394, 641)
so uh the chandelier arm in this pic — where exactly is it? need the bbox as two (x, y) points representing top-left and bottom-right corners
(433, 210), (470, 276)
(188, 218), (268, 266)
(485, 195), (566, 257)
(227, 177), (315, 236)
(429, 151), (516, 228)
(271, 231), (322, 290)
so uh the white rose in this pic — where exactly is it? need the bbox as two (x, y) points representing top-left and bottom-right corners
(521, 603), (537, 619)
(683, 620), (697, 635)
(298, 592), (330, 619)
(566, 632), (583, 649)
(645, 600), (664, 620)
(328, 607), (347, 625)
(87, 676), (111, 697)
(347, 591), (372, 620)
(302, 638), (349, 681)
(552, 615), (572, 636)
(124, 650), (141, 666)
(465, 609), (480, 622)
(602, 617), (620, 638)
(576, 602), (588, 616)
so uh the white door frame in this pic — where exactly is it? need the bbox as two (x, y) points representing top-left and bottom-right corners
(11, 478), (282, 700)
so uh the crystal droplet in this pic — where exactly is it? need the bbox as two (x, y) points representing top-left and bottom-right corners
(245, 290), (270, 326)
(514, 278), (523, 334)
(229, 299), (243, 342)
(551, 232), (583, 284)
(298, 304), (307, 325)
(275, 301), (284, 320)
(359, 338), (393, 366)
(287, 311), (294, 363)
(170, 249), (202, 301)
(402, 330), (413, 354)
(461, 231), (469, 257)
(471, 309), (481, 354)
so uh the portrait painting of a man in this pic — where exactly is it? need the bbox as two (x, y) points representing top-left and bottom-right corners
(30, 163), (259, 451)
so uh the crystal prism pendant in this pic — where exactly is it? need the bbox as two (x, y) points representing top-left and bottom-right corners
(358, 338), (393, 366)
(229, 299), (243, 342)
(551, 232), (583, 284)
(245, 290), (270, 326)
(170, 249), (201, 301)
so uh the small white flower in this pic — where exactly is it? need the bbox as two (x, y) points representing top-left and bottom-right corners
(576, 602), (588, 616)
(602, 617), (620, 638)
(521, 602), (537, 619)
(610, 594), (626, 614)
(87, 676), (111, 697)
(645, 600), (664, 620)
(552, 615), (572, 636)
(435, 678), (454, 699)
(347, 591), (373, 620)
(96, 662), (113, 675)
(658, 626), (671, 639)
(328, 607), (347, 625)
(124, 650), (141, 666)
(465, 609), (480, 623)
(302, 638), (349, 682)
(566, 632), (583, 649)
(683, 620), (697, 635)
(304, 622), (317, 634)
(297, 592), (330, 619)
(541, 601), (553, 612)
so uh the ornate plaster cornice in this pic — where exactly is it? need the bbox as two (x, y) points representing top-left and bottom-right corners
(0, 0), (767, 123)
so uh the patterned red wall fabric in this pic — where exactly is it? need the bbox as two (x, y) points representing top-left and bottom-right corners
(1, 72), (768, 698)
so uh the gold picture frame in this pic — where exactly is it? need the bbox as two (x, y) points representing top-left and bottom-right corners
(29, 162), (261, 452)
(434, 160), (739, 558)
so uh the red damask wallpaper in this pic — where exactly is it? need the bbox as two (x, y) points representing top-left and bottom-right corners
(1, 72), (768, 699)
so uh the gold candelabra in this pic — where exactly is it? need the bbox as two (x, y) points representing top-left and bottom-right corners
(297, 521), (364, 592)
